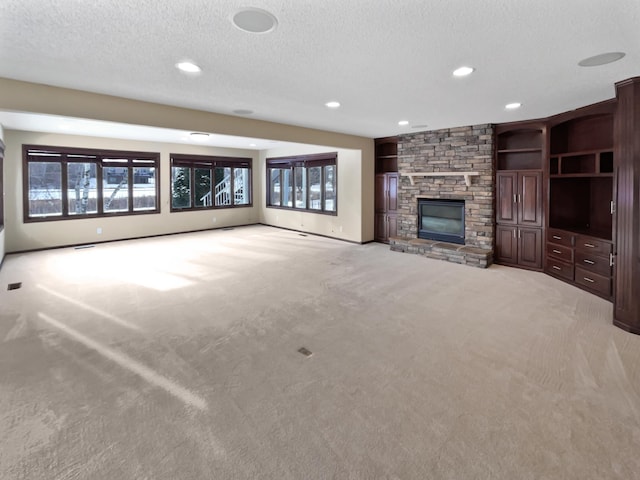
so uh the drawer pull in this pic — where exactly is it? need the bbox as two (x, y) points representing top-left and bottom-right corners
(552, 249), (562, 254)
(552, 266), (561, 270)
(584, 243), (595, 248)
(583, 277), (595, 283)
(583, 259), (595, 265)
(552, 235), (562, 240)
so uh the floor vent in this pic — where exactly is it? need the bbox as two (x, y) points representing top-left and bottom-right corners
(74, 244), (95, 250)
(298, 233), (308, 237)
(7, 282), (22, 291)
(297, 347), (313, 357)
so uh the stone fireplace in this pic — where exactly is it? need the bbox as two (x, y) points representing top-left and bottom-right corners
(390, 124), (494, 268)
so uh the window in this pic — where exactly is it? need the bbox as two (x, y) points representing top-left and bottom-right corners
(170, 154), (252, 211)
(23, 145), (160, 222)
(266, 153), (337, 214)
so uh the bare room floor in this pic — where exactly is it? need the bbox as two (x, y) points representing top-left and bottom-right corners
(1, 225), (639, 479)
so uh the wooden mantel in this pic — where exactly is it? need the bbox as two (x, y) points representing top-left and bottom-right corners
(404, 171), (480, 186)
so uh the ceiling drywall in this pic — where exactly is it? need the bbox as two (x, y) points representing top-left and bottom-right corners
(0, 0), (638, 138)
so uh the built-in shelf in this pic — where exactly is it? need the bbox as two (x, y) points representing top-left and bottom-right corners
(404, 171), (480, 186)
(497, 148), (542, 154)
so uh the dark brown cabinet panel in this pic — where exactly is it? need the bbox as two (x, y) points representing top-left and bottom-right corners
(613, 77), (640, 334)
(518, 172), (543, 227)
(375, 172), (398, 243)
(496, 172), (517, 224)
(495, 225), (518, 265)
(495, 165), (543, 270)
(518, 227), (543, 269)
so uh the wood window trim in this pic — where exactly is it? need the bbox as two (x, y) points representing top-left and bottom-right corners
(266, 152), (338, 215)
(169, 153), (253, 212)
(23, 144), (161, 223)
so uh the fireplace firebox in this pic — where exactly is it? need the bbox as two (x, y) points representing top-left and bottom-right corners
(418, 199), (465, 245)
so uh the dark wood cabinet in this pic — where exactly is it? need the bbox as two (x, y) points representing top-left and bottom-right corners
(613, 77), (640, 334)
(375, 172), (398, 243)
(543, 101), (615, 300)
(374, 137), (398, 244)
(495, 123), (544, 270)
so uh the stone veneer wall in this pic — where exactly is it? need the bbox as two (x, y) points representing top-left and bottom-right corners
(397, 124), (494, 251)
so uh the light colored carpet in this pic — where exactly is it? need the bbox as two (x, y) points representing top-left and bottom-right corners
(1, 225), (639, 479)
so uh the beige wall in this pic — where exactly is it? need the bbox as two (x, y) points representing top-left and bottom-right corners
(259, 145), (363, 242)
(0, 123), (4, 263)
(0, 78), (375, 249)
(4, 130), (261, 252)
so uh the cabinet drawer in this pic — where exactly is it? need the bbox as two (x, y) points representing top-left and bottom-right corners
(575, 235), (612, 256)
(546, 243), (574, 263)
(575, 251), (612, 277)
(547, 229), (574, 247)
(575, 267), (611, 297)
(545, 257), (574, 281)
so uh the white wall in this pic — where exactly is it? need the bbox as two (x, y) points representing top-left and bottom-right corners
(259, 145), (363, 242)
(4, 130), (260, 252)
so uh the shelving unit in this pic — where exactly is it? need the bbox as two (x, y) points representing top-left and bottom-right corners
(494, 123), (545, 270)
(545, 106), (615, 299)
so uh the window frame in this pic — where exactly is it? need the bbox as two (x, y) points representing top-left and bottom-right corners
(169, 154), (253, 212)
(22, 145), (160, 223)
(266, 152), (337, 215)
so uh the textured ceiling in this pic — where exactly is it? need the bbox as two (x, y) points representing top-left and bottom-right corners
(0, 0), (639, 138)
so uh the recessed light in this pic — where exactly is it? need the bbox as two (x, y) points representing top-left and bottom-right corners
(398, 120), (409, 126)
(505, 102), (522, 110)
(325, 101), (341, 109)
(578, 52), (625, 67)
(453, 66), (474, 77)
(233, 109), (254, 115)
(190, 132), (209, 141)
(232, 8), (278, 34)
(249, 143), (257, 147)
(176, 61), (201, 74)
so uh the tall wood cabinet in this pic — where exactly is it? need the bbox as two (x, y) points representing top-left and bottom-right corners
(613, 77), (640, 334)
(544, 101), (616, 300)
(375, 173), (398, 243)
(374, 137), (398, 244)
(494, 123), (544, 269)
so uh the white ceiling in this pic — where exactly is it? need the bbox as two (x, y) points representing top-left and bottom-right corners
(0, 0), (639, 139)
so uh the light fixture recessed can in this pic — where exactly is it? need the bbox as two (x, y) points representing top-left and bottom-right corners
(505, 102), (522, 110)
(398, 120), (409, 126)
(453, 66), (474, 77)
(232, 8), (278, 34)
(325, 101), (341, 109)
(176, 61), (202, 74)
(578, 52), (626, 67)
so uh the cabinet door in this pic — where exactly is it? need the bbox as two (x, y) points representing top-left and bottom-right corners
(375, 213), (387, 242)
(387, 213), (397, 239)
(496, 172), (517, 224)
(496, 225), (518, 265)
(375, 174), (386, 213)
(518, 172), (542, 227)
(387, 173), (398, 212)
(518, 227), (542, 269)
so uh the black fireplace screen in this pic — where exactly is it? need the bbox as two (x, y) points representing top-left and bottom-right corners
(418, 199), (465, 244)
